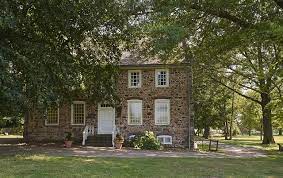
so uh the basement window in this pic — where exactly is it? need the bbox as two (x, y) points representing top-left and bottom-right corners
(157, 135), (172, 145)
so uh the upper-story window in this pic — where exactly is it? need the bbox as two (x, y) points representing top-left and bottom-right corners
(128, 70), (141, 88)
(155, 69), (169, 87)
(71, 101), (86, 125)
(45, 106), (59, 125)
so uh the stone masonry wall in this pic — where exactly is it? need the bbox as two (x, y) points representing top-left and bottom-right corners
(26, 66), (192, 147)
(116, 67), (190, 147)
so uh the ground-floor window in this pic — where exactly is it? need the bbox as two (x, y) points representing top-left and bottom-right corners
(128, 100), (142, 125)
(155, 99), (170, 125)
(46, 106), (59, 125)
(71, 101), (85, 125)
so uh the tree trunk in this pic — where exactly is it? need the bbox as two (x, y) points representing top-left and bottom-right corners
(261, 93), (275, 144)
(248, 129), (251, 136)
(23, 110), (31, 142)
(203, 125), (210, 139)
(224, 120), (229, 140)
(279, 128), (282, 136)
(229, 90), (235, 140)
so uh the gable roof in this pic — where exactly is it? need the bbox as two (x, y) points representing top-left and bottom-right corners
(120, 52), (187, 68)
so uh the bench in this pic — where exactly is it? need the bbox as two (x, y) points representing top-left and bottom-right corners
(278, 144), (283, 151)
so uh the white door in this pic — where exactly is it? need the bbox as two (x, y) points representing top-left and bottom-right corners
(98, 106), (115, 134)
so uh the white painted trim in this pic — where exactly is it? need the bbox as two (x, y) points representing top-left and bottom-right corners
(154, 99), (170, 125)
(45, 107), (60, 126)
(127, 100), (143, 125)
(155, 69), (169, 87)
(128, 70), (142, 88)
(71, 101), (86, 126)
(157, 135), (172, 145)
(97, 103), (115, 134)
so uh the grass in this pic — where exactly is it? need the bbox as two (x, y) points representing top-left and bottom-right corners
(214, 135), (283, 153)
(0, 134), (23, 138)
(0, 154), (282, 177)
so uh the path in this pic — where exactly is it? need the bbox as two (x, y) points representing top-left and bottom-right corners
(0, 138), (267, 158)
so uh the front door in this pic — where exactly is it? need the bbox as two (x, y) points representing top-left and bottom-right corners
(98, 105), (115, 134)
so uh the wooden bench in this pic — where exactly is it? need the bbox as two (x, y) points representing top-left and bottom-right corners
(209, 139), (219, 151)
(278, 144), (283, 151)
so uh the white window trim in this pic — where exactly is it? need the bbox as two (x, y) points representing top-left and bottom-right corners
(154, 99), (170, 125)
(128, 70), (142, 88)
(155, 69), (169, 87)
(45, 107), (60, 126)
(71, 101), (86, 126)
(157, 135), (173, 145)
(127, 100), (143, 125)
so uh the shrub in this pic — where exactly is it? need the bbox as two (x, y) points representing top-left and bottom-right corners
(132, 131), (162, 150)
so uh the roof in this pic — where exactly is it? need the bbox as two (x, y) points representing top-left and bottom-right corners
(120, 52), (187, 68)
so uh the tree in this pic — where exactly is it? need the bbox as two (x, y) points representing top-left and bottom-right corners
(237, 93), (261, 136)
(1, 0), (132, 139)
(135, 0), (282, 144)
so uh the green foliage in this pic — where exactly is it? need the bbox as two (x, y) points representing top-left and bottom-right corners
(132, 131), (162, 150)
(0, 117), (23, 128)
(0, 0), (132, 117)
(64, 132), (72, 141)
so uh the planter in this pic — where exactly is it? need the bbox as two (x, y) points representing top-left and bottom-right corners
(114, 140), (124, 149)
(64, 140), (73, 148)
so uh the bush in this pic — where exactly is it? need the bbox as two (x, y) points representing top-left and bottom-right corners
(132, 131), (162, 150)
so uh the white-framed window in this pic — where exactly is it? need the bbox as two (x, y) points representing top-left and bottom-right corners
(157, 135), (172, 145)
(128, 70), (142, 88)
(45, 106), (59, 125)
(155, 99), (170, 125)
(155, 69), (169, 87)
(71, 101), (86, 125)
(128, 100), (142, 125)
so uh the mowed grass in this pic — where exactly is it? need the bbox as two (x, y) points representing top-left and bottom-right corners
(215, 135), (283, 152)
(0, 134), (23, 138)
(0, 154), (283, 178)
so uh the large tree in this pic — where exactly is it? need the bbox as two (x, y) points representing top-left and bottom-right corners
(131, 0), (282, 144)
(0, 0), (133, 139)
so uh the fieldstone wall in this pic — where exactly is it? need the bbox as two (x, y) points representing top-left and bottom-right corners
(26, 103), (98, 143)
(116, 67), (191, 147)
(25, 66), (193, 148)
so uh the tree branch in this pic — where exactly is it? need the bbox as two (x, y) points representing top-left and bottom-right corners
(210, 76), (261, 104)
(188, 3), (250, 28)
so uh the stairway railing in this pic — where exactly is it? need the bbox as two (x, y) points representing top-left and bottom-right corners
(82, 125), (94, 146)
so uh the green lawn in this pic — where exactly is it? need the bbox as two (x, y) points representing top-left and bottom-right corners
(0, 134), (23, 138)
(0, 154), (282, 177)
(215, 135), (283, 152)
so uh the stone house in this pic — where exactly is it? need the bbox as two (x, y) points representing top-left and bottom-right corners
(25, 56), (194, 148)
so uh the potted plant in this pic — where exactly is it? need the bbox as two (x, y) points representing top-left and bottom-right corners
(64, 132), (73, 148)
(114, 133), (124, 149)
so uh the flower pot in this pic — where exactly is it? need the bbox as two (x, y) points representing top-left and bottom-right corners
(115, 142), (123, 149)
(64, 140), (73, 148)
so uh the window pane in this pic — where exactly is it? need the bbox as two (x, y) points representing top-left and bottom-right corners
(129, 71), (141, 87)
(128, 101), (142, 125)
(73, 103), (85, 124)
(47, 107), (58, 125)
(157, 70), (167, 86)
(155, 100), (170, 125)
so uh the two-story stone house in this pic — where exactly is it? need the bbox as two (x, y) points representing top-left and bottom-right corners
(25, 55), (194, 148)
